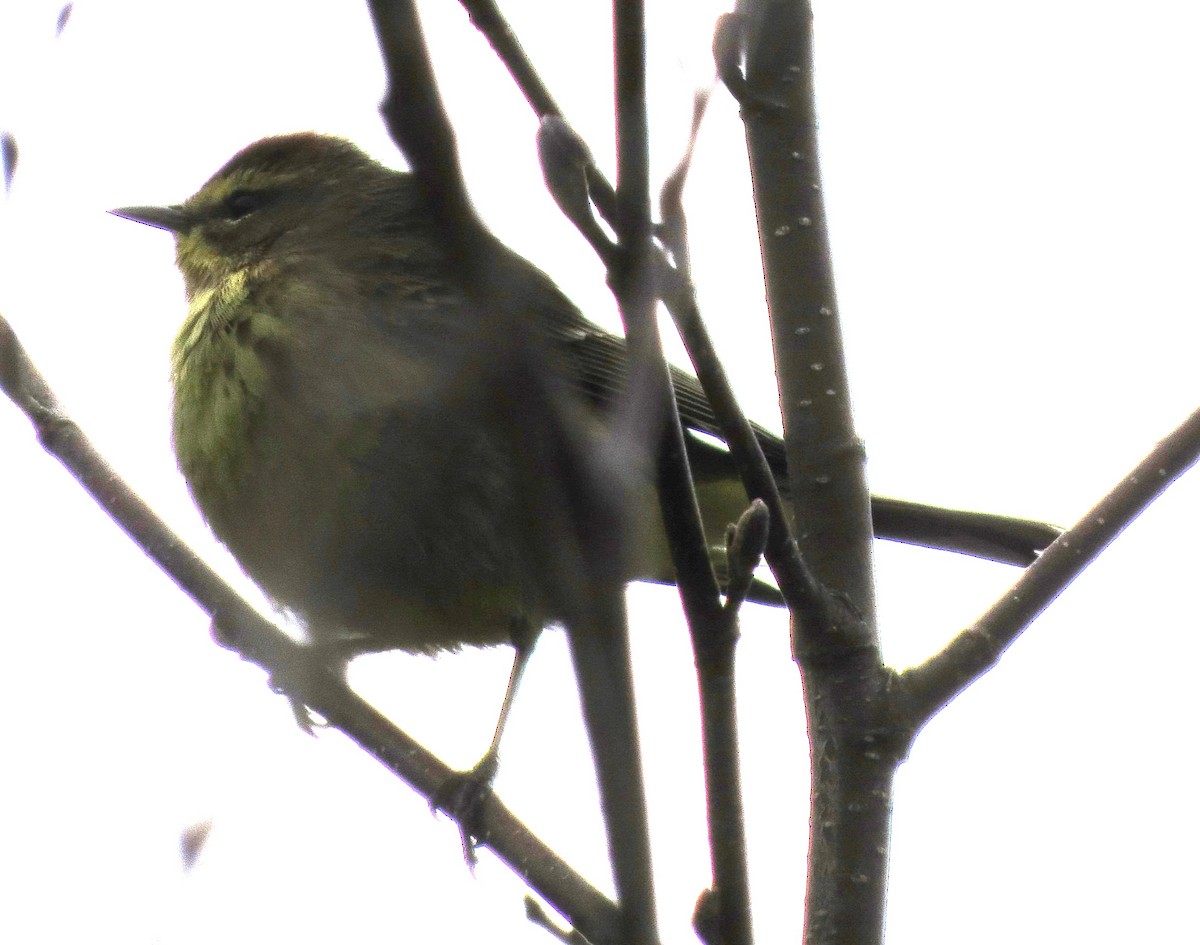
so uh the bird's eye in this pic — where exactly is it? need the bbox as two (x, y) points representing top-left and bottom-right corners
(222, 190), (264, 221)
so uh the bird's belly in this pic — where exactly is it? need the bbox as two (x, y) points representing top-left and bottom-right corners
(198, 402), (545, 656)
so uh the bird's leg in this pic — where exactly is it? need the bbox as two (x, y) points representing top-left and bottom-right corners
(433, 617), (540, 867)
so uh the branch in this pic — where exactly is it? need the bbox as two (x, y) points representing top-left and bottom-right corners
(461, 0), (1060, 573)
(899, 404), (1200, 731)
(733, 0), (875, 649)
(0, 312), (622, 945)
(656, 99), (776, 945)
(534, 31), (754, 945)
(731, 4), (892, 943)
(658, 91), (817, 605)
(457, 0), (618, 225)
(368, 0), (473, 234)
(369, 6), (659, 942)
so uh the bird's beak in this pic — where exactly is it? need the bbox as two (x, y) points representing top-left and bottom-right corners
(110, 204), (193, 234)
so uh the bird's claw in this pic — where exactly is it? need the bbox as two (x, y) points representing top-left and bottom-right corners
(430, 753), (500, 869)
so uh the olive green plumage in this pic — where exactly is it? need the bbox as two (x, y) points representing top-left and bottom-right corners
(113, 133), (1057, 665)
(146, 136), (588, 654)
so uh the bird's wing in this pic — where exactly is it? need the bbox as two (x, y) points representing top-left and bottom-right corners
(533, 274), (1061, 566)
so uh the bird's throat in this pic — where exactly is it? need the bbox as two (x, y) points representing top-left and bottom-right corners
(170, 265), (287, 512)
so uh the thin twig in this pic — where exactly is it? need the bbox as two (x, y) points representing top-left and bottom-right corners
(456, 0), (618, 226)
(368, 0), (472, 230)
(656, 94), (756, 945)
(899, 404), (1200, 731)
(653, 227), (824, 625)
(602, 4), (669, 943)
(365, 6), (655, 943)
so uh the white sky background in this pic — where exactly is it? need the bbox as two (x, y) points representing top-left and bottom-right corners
(2, 0), (1199, 943)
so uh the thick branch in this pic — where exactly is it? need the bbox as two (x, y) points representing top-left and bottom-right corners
(734, 4), (890, 944)
(737, 0), (875, 648)
(0, 313), (622, 944)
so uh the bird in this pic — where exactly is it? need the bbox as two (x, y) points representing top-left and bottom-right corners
(112, 130), (1058, 787)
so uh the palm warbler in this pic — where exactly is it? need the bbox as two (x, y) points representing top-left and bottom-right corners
(113, 132), (1056, 707)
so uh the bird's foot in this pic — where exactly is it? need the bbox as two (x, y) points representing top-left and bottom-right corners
(431, 751), (500, 869)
